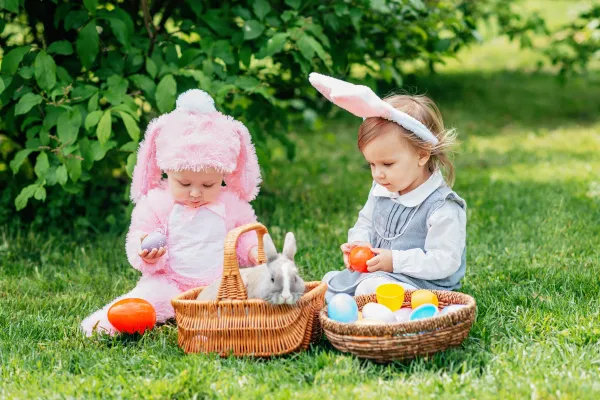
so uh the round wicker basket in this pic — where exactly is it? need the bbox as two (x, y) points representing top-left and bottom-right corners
(320, 290), (476, 362)
(171, 223), (327, 357)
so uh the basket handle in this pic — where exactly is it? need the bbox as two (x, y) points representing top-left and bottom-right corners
(217, 222), (268, 301)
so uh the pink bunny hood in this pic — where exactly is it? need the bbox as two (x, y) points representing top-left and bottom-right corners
(131, 89), (261, 203)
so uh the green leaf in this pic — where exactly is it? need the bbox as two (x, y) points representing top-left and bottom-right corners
(240, 45), (252, 68)
(77, 21), (99, 68)
(126, 152), (136, 178)
(129, 74), (156, 98)
(66, 155), (82, 182)
(34, 50), (57, 91)
(257, 33), (288, 58)
(253, 0), (271, 20)
(186, 0), (203, 18)
(233, 76), (261, 91)
(118, 111), (140, 141)
(15, 184), (39, 211)
(297, 35), (327, 61)
(65, 10), (88, 31)
(107, 16), (129, 47)
(34, 186), (47, 201)
(34, 152), (49, 178)
(0, 77), (5, 96)
(120, 141), (138, 152)
(71, 85), (98, 102)
(83, 0), (98, 14)
(285, 0), (302, 10)
(1, 46), (31, 74)
(91, 140), (116, 161)
(105, 75), (129, 105)
(56, 165), (68, 185)
(84, 110), (103, 131)
(180, 70), (211, 92)
(88, 92), (99, 112)
(155, 74), (176, 114)
(56, 66), (72, 83)
(243, 20), (265, 41)
(1, 0), (19, 13)
(43, 106), (64, 130)
(214, 40), (235, 65)
(146, 58), (157, 78)
(47, 40), (74, 55)
(78, 138), (95, 170)
(15, 93), (43, 115)
(10, 149), (33, 174)
(96, 111), (112, 145)
(19, 66), (34, 79)
(57, 108), (82, 144)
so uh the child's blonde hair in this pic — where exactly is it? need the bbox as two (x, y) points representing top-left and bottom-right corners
(357, 94), (457, 186)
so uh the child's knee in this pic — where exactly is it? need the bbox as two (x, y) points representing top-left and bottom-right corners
(322, 270), (340, 282)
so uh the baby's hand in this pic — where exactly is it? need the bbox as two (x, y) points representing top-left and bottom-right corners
(139, 233), (167, 264)
(340, 241), (372, 271)
(366, 248), (393, 273)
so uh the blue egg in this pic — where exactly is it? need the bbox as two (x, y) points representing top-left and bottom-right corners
(141, 232), (167, 251)
(409, 303), (439, 321)
(328, 294), (359, 323)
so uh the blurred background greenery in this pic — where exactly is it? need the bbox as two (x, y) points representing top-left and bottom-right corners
(0, 0), (598, 234)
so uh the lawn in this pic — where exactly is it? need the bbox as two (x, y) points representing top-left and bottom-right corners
(1, 1), (600, 398)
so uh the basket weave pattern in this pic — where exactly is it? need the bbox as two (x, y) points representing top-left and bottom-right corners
(171, 223), (327, 356)
(320, 290), (476, 362)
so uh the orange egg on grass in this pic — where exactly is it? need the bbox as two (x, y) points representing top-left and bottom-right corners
(349, 246), (375, 273)
(107, 298), (156, 334)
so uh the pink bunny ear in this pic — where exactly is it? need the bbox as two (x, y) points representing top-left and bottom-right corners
(224, 123), (261, 201)
(130, 120), (163, 203)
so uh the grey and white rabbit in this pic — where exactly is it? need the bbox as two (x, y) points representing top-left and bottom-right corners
(196, 232), (305, 305)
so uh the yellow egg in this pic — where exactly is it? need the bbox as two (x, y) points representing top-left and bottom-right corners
(411, 290), (439, 309)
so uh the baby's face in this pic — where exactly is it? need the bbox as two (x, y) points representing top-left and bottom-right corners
(167, 168), (224, 208)
(362, 126), (430, 195)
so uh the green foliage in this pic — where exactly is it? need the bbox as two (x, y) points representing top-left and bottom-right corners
(0, 0), (511, 230)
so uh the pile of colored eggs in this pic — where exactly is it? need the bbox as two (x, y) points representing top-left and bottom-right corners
(327, 285), (466, 325)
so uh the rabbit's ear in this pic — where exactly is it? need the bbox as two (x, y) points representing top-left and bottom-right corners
(263, 234), (279, 262)
(282, 232), (297, 261)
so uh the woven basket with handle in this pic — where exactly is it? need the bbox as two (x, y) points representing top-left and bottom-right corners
(320, 290), (476, 362)
(171, 223), (327, 356)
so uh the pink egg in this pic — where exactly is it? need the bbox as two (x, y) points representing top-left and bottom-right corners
(141, 232), (167, 251)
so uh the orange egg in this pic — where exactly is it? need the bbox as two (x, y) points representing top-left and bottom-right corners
(107, 298), (156, 334)
(349, 246), (374, 273)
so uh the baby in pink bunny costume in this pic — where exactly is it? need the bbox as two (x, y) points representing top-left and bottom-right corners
(81, 89), (262, 336)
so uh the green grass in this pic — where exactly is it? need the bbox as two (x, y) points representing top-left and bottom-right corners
(2, 1), (600, 398)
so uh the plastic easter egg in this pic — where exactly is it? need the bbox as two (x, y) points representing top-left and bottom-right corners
(141, 232), (167, 251)
(328, 293), (359, 323)
(349, 246), (374, 273)
(361, 302), (395, 323)
(107, 298), (156, 334)
(439, 304), (466, 316)
(411, 290), (439, 309)
(392, 308), (412, 323)
(355, 318), (385, 326)
(409, 303), (439, 321)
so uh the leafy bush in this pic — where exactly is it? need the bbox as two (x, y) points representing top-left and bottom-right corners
(0, 0), (506, 231)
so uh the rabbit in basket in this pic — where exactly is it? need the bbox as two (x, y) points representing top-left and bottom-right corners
(197, 232), (305, 305)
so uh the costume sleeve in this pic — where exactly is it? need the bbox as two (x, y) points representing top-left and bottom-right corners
(125, 191), (169, 274)
(391, 200), (466, 279)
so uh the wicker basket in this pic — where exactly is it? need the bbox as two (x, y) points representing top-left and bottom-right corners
(171, 223), (327, 357)
(320, 290), (476, 362)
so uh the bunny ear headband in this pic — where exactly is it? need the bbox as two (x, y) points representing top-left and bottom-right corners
(308, 72), (439, 145)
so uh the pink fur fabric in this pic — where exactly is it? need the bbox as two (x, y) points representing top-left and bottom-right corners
(131, 90), (262, 203)
(81, 187), (259, 336)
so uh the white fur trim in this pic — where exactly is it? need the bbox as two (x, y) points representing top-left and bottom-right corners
(176, 89), (216, 113)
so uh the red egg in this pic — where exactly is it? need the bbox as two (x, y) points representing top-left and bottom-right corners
(349, 246), (375, 273)
(107, 298), (156, 334)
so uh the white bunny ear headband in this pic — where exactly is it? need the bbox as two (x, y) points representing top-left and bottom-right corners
(308, 72), (439, 145)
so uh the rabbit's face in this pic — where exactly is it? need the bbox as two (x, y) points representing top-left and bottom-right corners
(266, 259), (305, 305)
(263, 232), (305, 305)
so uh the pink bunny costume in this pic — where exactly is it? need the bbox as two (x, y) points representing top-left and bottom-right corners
(81, 90), (262, 336)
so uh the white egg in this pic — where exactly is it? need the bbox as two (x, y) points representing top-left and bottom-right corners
(392, 308), (412, 323)
(361, 302), (395, 323)
(439, 304), (466, 315)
